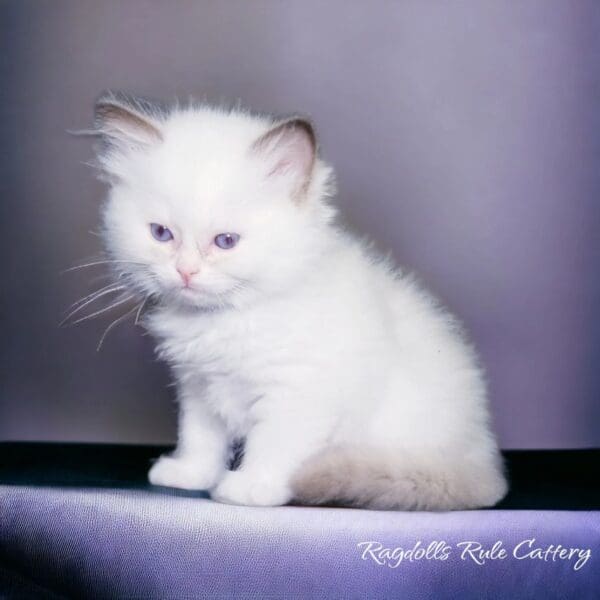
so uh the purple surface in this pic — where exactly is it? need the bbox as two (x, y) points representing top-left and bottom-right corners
(1, 485), (599, 599)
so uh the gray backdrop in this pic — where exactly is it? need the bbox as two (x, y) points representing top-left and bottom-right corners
(1, 0), (599, 448)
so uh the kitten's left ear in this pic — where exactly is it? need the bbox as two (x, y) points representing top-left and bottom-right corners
(251, 118), (317, 200)
(93, 91), (164, 150)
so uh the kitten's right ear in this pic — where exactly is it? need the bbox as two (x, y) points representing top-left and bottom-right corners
(92, 91), (164, 150)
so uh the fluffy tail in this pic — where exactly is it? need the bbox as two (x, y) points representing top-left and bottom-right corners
(290, 446), (507, 511)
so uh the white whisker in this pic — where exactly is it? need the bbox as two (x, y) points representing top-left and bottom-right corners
(66, 281), (125, 312)
(70, 294), (136, 325)
(135, 295), (151, 325)
(60, 285), (128, 325)
(62, 259), (146, 273)
(96, 305), (140, 351)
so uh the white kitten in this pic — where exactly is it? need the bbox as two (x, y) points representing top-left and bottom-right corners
(89, 91), (507, 510)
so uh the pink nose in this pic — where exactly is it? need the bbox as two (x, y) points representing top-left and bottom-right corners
(177, 267), (199, 286)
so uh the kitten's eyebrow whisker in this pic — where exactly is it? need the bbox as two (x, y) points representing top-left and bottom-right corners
(60, 285), (127, 326)
(69, 294), (136, 325)
(96, 305), (140, 351)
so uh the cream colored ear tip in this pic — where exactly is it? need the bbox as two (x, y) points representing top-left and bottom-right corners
(92, 91), (164, 144)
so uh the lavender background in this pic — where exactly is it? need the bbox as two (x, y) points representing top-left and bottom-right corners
(0, 1), (598, 448)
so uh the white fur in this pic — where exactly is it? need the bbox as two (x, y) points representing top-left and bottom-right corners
(94, 96), (507, 510)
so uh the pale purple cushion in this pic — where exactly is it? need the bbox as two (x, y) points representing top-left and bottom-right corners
(1, 485), (598, 598)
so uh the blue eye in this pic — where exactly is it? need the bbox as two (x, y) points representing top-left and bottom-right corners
(214, 232), (240, 250)
(150, 223), (173, 242)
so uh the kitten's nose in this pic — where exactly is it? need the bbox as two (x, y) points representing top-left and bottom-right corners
(177, 267), (199, 287)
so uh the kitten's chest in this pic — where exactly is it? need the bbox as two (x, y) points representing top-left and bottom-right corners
(150, 307), (292, 435)
(149, 306), (288, 389)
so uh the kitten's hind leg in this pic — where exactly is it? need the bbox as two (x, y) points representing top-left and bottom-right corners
(149, 396), (229, 491)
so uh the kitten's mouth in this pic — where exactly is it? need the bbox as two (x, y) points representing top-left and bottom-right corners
(171, 283), (237, 310)
(176, 284), (216, 304)
(178, 286), (200, 297)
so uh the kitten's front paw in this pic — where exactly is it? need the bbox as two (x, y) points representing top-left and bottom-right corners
(211, 469), (291, 507)
(148, 455), (222, 490)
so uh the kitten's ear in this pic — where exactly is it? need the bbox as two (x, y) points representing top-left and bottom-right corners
(251, 118), (316, 200)
(93, 91), (164, 150)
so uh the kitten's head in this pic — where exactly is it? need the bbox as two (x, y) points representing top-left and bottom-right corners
(91, 92), (335, 310)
